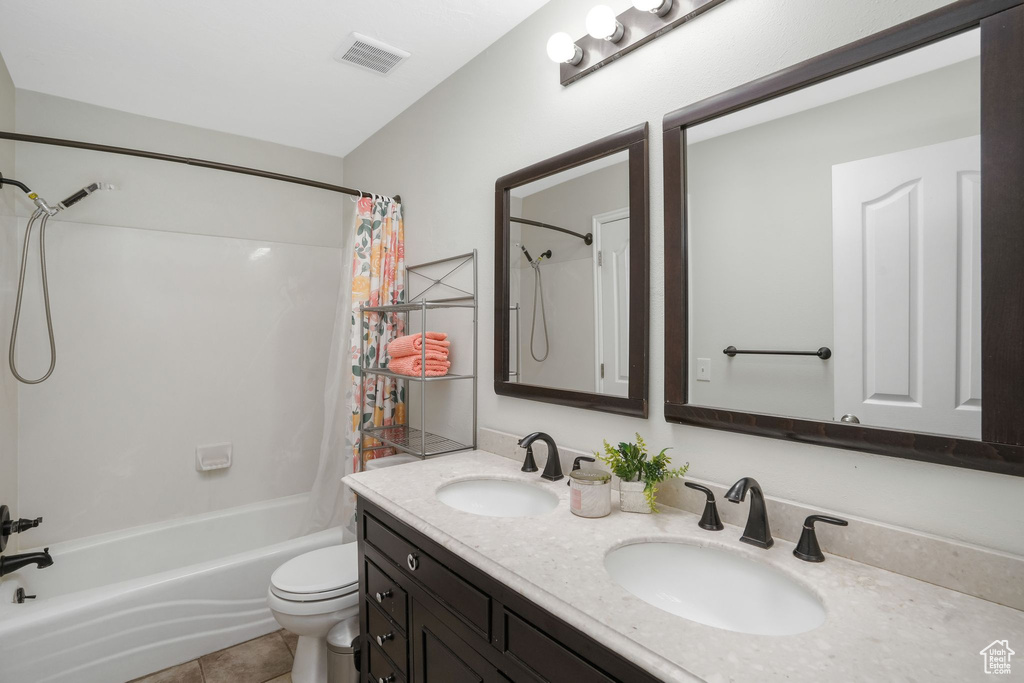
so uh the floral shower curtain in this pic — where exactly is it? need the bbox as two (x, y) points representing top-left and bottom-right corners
(300, 195), (404, 536)
(348, 196), (406, 471)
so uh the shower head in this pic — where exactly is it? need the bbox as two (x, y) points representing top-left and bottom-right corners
(58, 182), (105, 211)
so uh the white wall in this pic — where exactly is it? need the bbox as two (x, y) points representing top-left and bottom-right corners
(8, 93), (348, 546)
(343, 0), (1024, 556)
(0, 51), (18, 531)
(687, 58), (979, 419)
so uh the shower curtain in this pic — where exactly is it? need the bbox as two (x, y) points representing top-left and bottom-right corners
(301, 196), (405, 534)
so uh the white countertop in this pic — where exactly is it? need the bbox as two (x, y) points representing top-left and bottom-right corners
(345, 451), (1024, 682)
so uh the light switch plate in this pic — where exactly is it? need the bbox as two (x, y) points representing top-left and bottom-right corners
(697, 358), (711, 382)
(196, 442), (232, 471)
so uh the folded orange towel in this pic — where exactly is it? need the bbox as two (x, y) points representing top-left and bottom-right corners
(388, 332), (451, 358)
(389, 355), (451, 377)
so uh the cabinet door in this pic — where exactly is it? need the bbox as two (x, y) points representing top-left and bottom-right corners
(409, 598), (502, 683)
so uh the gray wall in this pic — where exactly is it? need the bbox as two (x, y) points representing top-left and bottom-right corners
(343, 0), (1024, 556)
(687, 58), (980, 419)
(0, 51), (17, 532)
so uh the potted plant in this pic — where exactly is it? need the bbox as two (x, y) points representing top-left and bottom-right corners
(596, 433), (688, 513)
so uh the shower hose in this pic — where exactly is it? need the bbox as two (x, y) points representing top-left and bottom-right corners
(9, 208), (57, 384)
(529, 262), (549, 362)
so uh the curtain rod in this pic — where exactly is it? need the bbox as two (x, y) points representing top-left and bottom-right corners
(0, 131), (400, 204)
(510, 216), (593, 245)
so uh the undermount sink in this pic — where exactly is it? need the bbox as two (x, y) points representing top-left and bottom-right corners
(605, 542), (825, 636)
(436, 478), (559, 518)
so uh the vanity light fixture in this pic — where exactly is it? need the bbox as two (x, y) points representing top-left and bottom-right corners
(546, 32), (584, 65)
(550, 0), (729, 86)
(632, 0), (673, 17)
(586, 5), (625, 43)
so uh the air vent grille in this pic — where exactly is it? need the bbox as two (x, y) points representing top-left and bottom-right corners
(334, 33), (410, 75)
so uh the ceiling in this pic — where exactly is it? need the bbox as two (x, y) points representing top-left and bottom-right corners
(0, 0), (549, 157)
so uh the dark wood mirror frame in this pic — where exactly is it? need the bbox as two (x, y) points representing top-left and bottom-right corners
(495, 123), (650, 417)
(662, 0), (1024, 476)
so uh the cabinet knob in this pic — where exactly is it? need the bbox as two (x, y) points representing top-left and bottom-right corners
(375, 589), (392, 603)
(407, 553), (419, 571)
(378, 676), (395, 683)
(376, 632), (394, 647)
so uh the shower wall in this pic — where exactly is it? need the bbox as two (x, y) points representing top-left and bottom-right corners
(8, 92), (348, 547)
(0, 52), (17, 528)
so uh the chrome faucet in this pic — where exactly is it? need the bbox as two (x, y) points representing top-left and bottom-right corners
(518, 432), (563, 482)
(724, 477), (773, 549)
(0, 548), (54, 577)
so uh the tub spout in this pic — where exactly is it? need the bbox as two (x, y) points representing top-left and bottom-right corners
(0, 548), (54, 577)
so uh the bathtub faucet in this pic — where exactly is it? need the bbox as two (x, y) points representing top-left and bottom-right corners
(0, 548), (54, 577)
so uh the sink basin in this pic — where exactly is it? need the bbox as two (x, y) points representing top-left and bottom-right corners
(605, 542), (825, 635)
(436, 479), (559, 518)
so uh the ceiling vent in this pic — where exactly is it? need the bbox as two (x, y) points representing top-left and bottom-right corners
(333, 33), (410, 75)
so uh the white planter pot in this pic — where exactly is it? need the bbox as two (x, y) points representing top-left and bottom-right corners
(618, 480), (651, 513)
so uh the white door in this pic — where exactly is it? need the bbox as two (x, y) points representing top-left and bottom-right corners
(832, 136), (980, 439)
(593, 209), (630, 396)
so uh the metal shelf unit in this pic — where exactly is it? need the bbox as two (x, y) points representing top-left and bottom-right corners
(358, 250), (477, 469)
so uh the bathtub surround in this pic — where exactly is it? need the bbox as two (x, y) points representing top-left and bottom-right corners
(7, 92), (350, 547)
(0, 51), (17, 545)
(342, 0), (1024, 557)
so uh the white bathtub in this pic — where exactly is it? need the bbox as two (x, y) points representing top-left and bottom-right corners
(0, 493), (346, 683)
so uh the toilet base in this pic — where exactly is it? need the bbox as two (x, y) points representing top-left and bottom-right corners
(291, 634), (328, 683)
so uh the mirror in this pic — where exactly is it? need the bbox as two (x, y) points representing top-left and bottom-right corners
(663, 1), (1024, 478)
(495, 124), (649, 417)
(685, 29), (981, 439)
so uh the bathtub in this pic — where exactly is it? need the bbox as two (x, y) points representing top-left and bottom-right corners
(0, 493), (346, 683)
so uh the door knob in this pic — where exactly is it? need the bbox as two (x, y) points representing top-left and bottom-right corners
(376, 632), (393, 646)
(375, 589), (392, 603)
(840, 414), (860, 424)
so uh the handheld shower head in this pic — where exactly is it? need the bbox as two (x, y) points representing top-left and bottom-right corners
(58, 182), (104, 211)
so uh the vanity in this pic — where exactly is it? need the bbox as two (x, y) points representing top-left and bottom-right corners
(346, 451), (1024, 682)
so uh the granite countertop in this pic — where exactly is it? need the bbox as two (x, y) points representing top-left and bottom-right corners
(345, 451), (1024, 682)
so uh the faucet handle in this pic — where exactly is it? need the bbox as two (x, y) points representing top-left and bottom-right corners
(793, 515), (848, 563)
(684, 482), (724, 531)
(572, 456), (595, 471)
(567, 456), (596, 485)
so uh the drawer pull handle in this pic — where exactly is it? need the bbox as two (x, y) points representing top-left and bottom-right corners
(378, 676), (395, 683)
(376, 632), (394, 647)
(407, 553), (419, 571)
(375, 589), (392, 603)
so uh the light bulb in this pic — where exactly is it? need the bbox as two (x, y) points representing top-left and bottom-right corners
(546, 32), (583, 65)
(632, 0), (672, 16)
(586, 5), (624, 42)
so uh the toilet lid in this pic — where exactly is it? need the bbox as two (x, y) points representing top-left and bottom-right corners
(270, 544), (359, 601)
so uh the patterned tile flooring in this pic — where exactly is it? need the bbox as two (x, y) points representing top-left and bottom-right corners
(130, 630), (299, 683)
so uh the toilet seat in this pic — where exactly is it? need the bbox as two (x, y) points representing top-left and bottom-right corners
(270, 544), (359, 602)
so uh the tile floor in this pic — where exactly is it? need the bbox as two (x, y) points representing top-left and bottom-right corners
(130, 630), (299, 683)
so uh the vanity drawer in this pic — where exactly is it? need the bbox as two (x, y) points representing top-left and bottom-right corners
(366, 599), (408, 674)
(366, 558), (408, 628)
(364, 514), (491, 638)
(502, 610), (615, 683)
(367, 641), (405, 683)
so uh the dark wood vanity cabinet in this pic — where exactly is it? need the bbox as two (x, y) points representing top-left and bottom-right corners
(357, 499), (662, 683)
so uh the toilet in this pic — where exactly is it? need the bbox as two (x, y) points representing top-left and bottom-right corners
(268, 544), (360, 683)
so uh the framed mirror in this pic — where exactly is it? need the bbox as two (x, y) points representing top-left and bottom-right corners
(495, 124), (649, 417)
(663, 0), (1024, 476)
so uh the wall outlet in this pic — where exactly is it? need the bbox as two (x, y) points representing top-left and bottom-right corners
(196, 442), (232, 471)
(697, 358), (711, 382)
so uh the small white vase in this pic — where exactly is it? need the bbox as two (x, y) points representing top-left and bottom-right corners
(618, 480), (651, 513)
